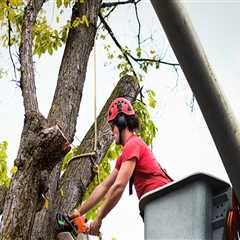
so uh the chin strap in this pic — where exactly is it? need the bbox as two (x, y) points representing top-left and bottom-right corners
(117, 126), (124, 146)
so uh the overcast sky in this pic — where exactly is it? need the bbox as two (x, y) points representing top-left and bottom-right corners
(1, 1), (240, 240)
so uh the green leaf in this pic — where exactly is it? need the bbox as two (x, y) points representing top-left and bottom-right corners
(42, 194), (49, 209)
(56, 16), (60, 23)
(150, 49), (155, 54)
(56, 0), (62, 8)
(100, 34), (106, 40)
(133, 101), (158, 145)
(63, 0), (69, 8)
(136, 47), (141, 58)
(147, 90), (157, 109)
(149, 97), (156, 108)
(0, 141), (10, 188)
(61, 148), (74, 171)
(9, 0), (23, 7)
(79, 15), (89, 28)
(47, 46), (53, 55)
(10, 165), (18, 174)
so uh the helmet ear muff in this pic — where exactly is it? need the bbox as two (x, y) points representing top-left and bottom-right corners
(115, 114), (127, 130)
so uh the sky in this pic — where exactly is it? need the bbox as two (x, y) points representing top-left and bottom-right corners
(1, 1), (240, 240)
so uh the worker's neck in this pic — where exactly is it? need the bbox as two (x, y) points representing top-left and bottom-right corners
(121, 130), (134, 146)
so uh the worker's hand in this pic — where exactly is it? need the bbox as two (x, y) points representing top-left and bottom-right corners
(68, 209), (80, 219)
(89, 217), (102, 236)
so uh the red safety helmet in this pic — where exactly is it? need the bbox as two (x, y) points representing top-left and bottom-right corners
(107, 97), (135, 122)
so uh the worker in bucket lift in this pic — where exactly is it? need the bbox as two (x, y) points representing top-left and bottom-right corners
(69, 97), (173, 236)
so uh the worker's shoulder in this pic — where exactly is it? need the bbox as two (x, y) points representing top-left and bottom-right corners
(126, 134), (144, 146)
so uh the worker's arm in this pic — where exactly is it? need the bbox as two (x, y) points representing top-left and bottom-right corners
(89, 159), (136, 235)
(69, 169), (118, 218)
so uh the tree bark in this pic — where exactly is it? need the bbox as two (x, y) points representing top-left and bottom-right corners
(1, 0), (102, 238)
(30, 1), (101, 239)
(1, 112), (70, 240)
(48, 0), (101, 141)
(0, 1), (48, 239)
(0, 185), (7, 214)
(20, 0), (46, 113)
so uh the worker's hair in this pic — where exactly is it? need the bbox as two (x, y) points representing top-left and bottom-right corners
(113, 113), (139, 132)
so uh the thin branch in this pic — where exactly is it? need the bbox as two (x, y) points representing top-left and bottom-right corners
(129, 55), (179, 67)
(101, 0), (135, 8)
(134, 1), (141, 49)
(101, 0), (142, 8)
(99, 0), (142, 30)
(99, 13), (137, 77)
(140, 35), (153, 45)
(99, 13), (180, 68)
(10, 79), (21, 88)
(97, 5), (117, 29)
(8, 21), (18, 82)
(7, 2), (18, 83)
(103, 5), (117, 19)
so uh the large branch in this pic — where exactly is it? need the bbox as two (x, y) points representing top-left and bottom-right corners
(31, 1), (101, 239)
(101, 0), (141, 8)
(48, 0), (101, 142)
(19, 0), (45, 113)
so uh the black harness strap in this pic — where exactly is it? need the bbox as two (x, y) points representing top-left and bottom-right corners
(129, 175), (134, 195)
(128, 167), (173, 195)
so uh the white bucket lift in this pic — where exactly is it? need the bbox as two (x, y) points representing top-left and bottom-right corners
(139, 173), (231, 240)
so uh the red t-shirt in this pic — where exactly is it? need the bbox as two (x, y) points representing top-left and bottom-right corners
(115, 135), (172, 199)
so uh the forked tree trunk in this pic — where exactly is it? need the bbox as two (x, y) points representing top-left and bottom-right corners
(1, 0), (101, 239)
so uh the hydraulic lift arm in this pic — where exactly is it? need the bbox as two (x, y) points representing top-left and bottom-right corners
(150, 0), (240, 202)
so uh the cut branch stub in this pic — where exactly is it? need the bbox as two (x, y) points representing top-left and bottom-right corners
(33, 125), (71, 171)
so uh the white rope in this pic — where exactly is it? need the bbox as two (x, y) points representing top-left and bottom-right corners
(70, 41), (98, 161)
(93, 39), (97, 153)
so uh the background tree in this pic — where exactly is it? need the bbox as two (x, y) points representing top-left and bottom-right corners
(0, 0), (178, 239)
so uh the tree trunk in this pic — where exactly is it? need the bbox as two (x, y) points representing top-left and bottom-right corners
(1, 112), (70, 240)
(47, 0), (101, 141)
(1, 0), (101, 239)
(32, 75), (140, 240)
